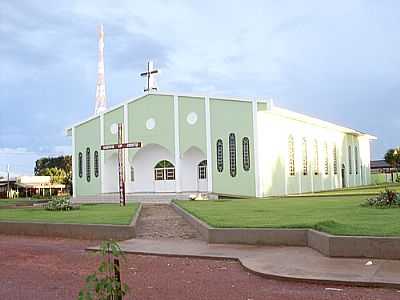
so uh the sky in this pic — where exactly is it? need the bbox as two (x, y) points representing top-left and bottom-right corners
(0, 0), (399, 176)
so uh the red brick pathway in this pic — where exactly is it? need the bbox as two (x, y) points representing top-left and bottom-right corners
(0, 235), (399, 299)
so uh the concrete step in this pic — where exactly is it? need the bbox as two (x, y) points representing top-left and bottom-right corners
(73, 192), (217, 203)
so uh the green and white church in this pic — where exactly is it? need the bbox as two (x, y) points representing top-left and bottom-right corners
(66, 26), (375, 202)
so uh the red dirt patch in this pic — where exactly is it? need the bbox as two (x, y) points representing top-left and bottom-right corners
(0, 235), (398, 300)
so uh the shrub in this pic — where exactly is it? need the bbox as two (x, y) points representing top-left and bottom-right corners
(45, 197), (79, 211)
(362, 190), (400, 208)
(79, 240), (129, 300)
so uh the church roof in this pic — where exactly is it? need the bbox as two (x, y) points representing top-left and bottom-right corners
(65, 92), (376, 140)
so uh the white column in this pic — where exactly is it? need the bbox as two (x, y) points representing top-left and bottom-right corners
(100, 114), (105, 193)
(284, 136), (288, 196)
(297, 137), (302, 194)
(330, 143), (334, 190)
(352, 135), (356, 186)
(252, 99), (261, 197)
(310, 140), (314, 193)
(205, 96), (213, 193)
(123, 104), (130, 193)
(173, 95), (181, 192)
(72, 127), (76, 197)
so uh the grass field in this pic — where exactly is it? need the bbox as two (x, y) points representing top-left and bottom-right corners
(175, 185), (400, 236)
(0, 198), (44, 206)
(300, 182), (400, 196)
(0, 203), (138, 225)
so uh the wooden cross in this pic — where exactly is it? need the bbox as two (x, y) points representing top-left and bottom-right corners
(140, 61), (159, 92)
(101, 123), (142, 206)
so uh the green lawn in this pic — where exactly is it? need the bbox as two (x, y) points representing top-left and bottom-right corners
(0, 198), (44, 206)
(300, 183), (400, 196)
(175, 194), (400, 236)
(0, 203), (138, 225)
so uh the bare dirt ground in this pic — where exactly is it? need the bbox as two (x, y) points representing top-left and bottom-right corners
(0, 235), (399, 300)
(135, 204), (202, 240)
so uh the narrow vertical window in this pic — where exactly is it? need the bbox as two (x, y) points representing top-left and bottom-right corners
(242, 137), (250, 171)
(302, 138), (308, 175)
(86, 147), (91, 182)
(348, 146), (353, 175)
(130, 166), (134, 182)
(78, 152), (83, 178)
(333, 145), (338, 175)
(314, 140), (319, 175)
(324, 142), (329, 175)
(229, 133), (237, 177)
(288, 135), (295, 176)
(355, 146), (359, 175)
(94, 150), (99, 178)
(216, 139), (223, 172)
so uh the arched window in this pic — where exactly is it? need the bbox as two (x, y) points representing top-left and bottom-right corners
(302, 138), (308, 175)
(348, 146), (353, 175)
(78, 152), (83, 178)
(198, 160), (207, 179)
(154, 160), (175, 181)
(355, 146), (359, 175)
(288, 135), (295, 176)
(94, 151), (99, 178)
(86, 147), (91, 182)
(216, 139), (223, 172)
(242, 137), (250, 171)
(229, 133), (237, 177)
(313, 140), (319, 175)
(333, 145), (338, 175)
(324, 142), (329, 175)
(130, 166), (134, 182)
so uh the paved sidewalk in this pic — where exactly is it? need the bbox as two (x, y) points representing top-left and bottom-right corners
(135, 204), (202, 240)
(88, 238), (400, 288)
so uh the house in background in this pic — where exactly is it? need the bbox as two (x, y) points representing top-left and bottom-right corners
(0, 176), (66, 199)
(370, 160), (400, 184)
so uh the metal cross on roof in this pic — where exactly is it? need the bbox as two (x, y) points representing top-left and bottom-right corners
(140, 60), (159, 92)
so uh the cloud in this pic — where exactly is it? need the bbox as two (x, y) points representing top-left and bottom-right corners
(0, 0), (399, 178)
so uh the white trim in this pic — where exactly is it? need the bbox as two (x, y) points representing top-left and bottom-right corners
(205, 96), (213, 193)
(297, 137), (302, 194)
(173, 95), (181, 192)
(72, 127), (76, 197)
(124, 103), (129, 191)
(100, 114), (105, 193)
(252, 99), (261, 197)
(284, 136), (288, 196)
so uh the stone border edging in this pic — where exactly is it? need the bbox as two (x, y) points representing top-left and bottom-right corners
(0, 203), (142, 241)
(171, 202), (400, 259)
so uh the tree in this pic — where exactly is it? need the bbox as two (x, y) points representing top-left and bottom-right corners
(34, 156), (72, 194)
(41, 167), (67, 184)
(384, 148), (400, 182)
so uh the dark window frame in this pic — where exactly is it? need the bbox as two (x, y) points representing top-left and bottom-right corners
(229, 133), (237, 177)
(94, 150), (99, 178)
(242, 137), (250, 171)
(78, 152), (83, 178)
(86, 147), (91, 182)
(216, 139), (224, 172)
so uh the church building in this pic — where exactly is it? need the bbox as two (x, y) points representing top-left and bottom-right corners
(66, 91), (375, 201)
(66, 26), (375, 202)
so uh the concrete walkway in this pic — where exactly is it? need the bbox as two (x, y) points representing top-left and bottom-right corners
(88, 238), (400, 288)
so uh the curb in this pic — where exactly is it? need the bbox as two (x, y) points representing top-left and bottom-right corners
(171, 202), (400, 260)
(0, 203), (142, 241)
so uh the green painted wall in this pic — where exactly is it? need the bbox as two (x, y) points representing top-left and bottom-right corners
(127, 94), (175, 161)
(74, 117), (101, 196)
(210, 98), (256, 196)
(178, 96), (207, 155)
(103, 106), (124, 175)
